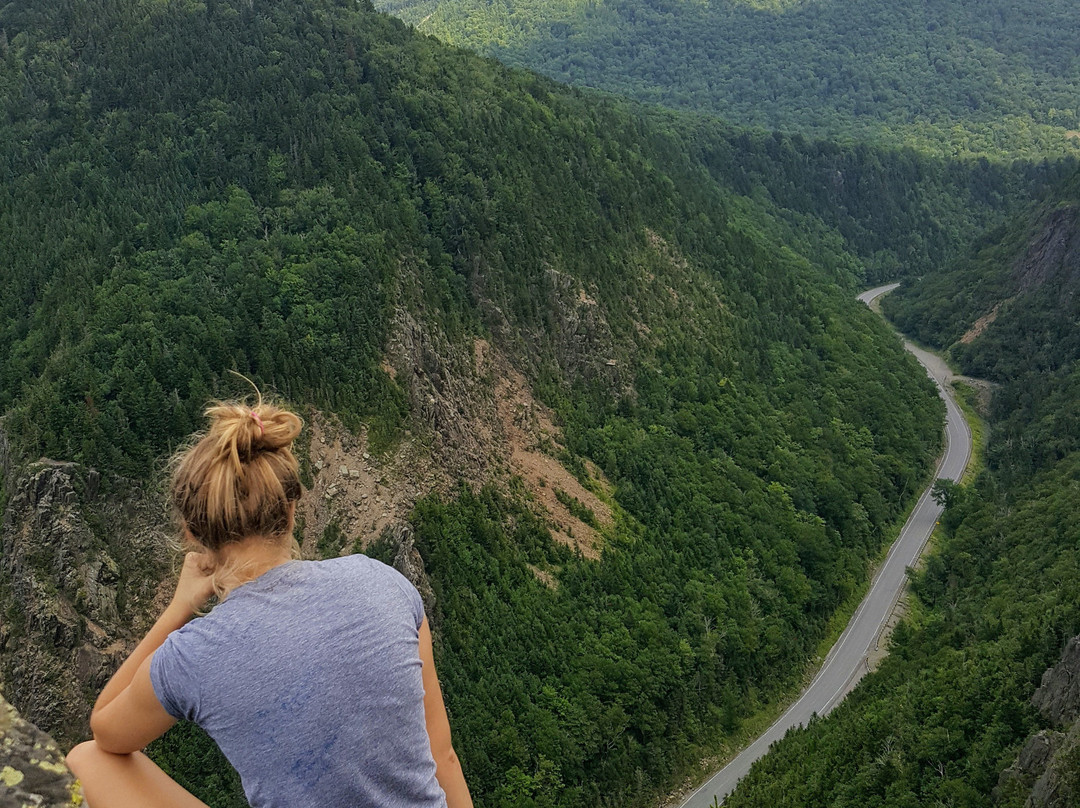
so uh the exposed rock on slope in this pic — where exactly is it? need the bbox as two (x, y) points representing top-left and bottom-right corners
(1033, 637), (1080, 727)
(968, 203), (1080, 341)
(300, 341), (613, 562)
(0, 451), (171, 747)
(996, 636), (1080, 807)
(1013, 206), (1080, 298)
(387, 522), (437, 620)
(302, 270), (616, 564)
(490, 346), (610, 558)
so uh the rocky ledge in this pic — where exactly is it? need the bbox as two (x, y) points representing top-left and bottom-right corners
(0, 693), (80, 807)
(0, 452), (172, 747)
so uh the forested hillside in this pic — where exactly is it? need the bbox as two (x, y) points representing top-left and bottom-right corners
(723, 171), (1080, 807)
(669, 121), (1071, 280)
(886, 172), (1080, 487)
(0, 1), (1063, 806)
(379, 0), (1080, 160)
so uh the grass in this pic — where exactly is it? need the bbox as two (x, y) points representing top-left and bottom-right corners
(949, 380), (988, 485)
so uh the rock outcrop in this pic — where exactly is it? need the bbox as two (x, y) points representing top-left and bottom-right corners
(1032, 637), (1080, 727)
(996, 636), (1080, 807)
(1012, 205), (1080, 300)
(0, 694), (80, 807)
(0, 452), (171, 747)
(386, 522), (437, 622)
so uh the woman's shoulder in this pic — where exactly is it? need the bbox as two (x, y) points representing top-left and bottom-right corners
(318, 554), (419, 596)
(319, 552), (389, 578)
(320, 554), (425, 625)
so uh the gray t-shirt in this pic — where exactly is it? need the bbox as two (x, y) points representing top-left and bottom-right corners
(150, 554), (447, 808)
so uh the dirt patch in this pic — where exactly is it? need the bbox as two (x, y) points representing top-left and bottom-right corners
(379, 357), (397, 381)
(959, 302), (1003, 344)
(645, 229), (689, 304)
(527, 563), (558, 589)
(298, 335), (612, 567)
(297, 413), (438, 558)
(482, 339), (611, 560)
(1066, 130), (1080, 141)
(645, 228), (689, 271)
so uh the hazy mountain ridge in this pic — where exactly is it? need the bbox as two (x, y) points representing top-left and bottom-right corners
(377, 0), (1080, 159)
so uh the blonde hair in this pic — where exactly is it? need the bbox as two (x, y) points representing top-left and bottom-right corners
(170, 397), (303, 577)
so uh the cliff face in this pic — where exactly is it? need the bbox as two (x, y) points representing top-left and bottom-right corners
(1012, 205), (1080, 300)
(0, 441), (172, 747)
(996, 636), (1080, 807)
(1032, 637), (1080, 727)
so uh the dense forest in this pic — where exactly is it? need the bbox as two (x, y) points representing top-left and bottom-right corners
(886, 172), (1080, 489)
(0, 0), (947, 805)
(379, 0), (1080, 160)
(723, 171), (1080, 807)
(1, 1), (1076, 807)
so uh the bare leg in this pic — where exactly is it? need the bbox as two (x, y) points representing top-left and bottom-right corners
(66, 741), (213, 808)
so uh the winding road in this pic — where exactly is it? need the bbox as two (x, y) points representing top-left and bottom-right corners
(679, 283), (973, 807)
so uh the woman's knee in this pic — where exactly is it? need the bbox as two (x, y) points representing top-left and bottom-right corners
(62, 742), (210, 808)
(66, 739), (101, 780)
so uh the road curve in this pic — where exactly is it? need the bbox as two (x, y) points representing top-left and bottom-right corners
(680, 282), (972, 808)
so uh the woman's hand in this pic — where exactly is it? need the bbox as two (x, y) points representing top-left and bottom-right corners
(170, 551), (216, 616)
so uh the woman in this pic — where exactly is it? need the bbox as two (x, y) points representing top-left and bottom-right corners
(66, 399), (472, 808)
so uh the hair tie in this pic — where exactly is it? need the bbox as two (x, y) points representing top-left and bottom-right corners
(249, 410), (265, 437)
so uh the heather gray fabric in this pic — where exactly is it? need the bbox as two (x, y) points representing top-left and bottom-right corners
(150, 554), (447, 808)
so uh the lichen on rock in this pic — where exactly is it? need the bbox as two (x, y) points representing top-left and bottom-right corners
(0, 694), (82, 807)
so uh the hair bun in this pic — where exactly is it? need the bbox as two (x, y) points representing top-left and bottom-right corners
(204, 401), (302, 475)
(247, 404), (303, 451)
(170, 396), (304, 555)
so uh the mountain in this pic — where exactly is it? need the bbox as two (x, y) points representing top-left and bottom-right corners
(0, 1), (1058, 805)
(721, 169), (1080, 808)
(377, 0), (1080, 160)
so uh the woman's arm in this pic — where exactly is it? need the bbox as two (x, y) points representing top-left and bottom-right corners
(419, 618), (474, 808)
(90, 552), (215, 753)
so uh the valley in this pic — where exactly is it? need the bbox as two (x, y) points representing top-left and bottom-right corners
(682, 283), (973, 806)
(0, 1), (1078, 807)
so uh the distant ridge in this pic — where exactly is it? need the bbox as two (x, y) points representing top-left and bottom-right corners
(378, 0), (1080, 159)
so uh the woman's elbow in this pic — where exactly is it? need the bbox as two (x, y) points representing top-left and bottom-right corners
(435, 743), (462, 771)
(66, 739), (97, 779)
(88, 712), (133, 755)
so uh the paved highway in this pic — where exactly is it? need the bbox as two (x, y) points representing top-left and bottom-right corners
(680, 283), (972, 807)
